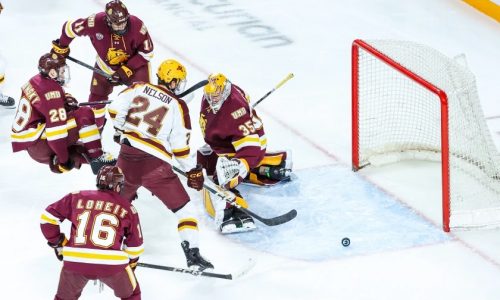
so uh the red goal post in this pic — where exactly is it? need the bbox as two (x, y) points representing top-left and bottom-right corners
(351, 39), (500, 232)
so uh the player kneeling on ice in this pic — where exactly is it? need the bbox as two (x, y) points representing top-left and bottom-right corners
(10, 53), (116, 174)
(198, 73), (293, 234)
(108, 59), (213, 271)
(40, 166), (143, 299)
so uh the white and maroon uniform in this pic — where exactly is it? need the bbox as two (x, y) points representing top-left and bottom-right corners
(40, 190), (143, 299)
(11, 74), (103, 167)
(109, 82), (201, 247)
(56, 12), (154, 127)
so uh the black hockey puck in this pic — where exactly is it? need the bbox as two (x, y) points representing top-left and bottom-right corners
(341, 237), (350, 247)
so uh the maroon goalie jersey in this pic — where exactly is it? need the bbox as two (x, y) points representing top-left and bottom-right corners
(57, 12), (154, 74)
(11, 74), (71, 163)
(40, 190), (144, 277)
(199, 84), (267, 169)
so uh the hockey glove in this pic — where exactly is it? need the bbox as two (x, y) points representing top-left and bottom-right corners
(113, 127), (124, 144)
(64, 93), (78, 112)
(129, 257), (139, 271)
(47, 233), (68, 261)
(111, 65), (133, 86)
(186, 164), (204, 191)
(49, 155), (75, 174)
(51, 39), (70, 58)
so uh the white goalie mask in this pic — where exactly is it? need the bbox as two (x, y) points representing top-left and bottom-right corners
(204, 73), (231, 113)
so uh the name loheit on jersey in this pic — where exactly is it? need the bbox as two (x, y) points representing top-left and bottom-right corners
(108, 82), (196, 171)
(40, 190), (144, 277)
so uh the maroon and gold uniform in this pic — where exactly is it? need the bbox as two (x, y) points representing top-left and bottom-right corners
(200, 84), (267, 169)
(11, 73), (103, 170)
(198, 74), (292, 234)
(56, 10), (154, 127)
(199, 83), (289, 186)
(41, 189), (143, 298)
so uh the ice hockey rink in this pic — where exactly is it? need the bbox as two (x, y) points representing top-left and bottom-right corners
(1, 0), (500, 299)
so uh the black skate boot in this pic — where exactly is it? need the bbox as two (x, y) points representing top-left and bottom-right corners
(0, 93), (15, 108)
(220, 206), (256, 234)
(181, 241), (214, 271)
(89, 152), (117, 175)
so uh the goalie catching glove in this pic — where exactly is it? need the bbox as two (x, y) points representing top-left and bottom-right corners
(47, 233), (68, 261)
(216, 157), (249, 189)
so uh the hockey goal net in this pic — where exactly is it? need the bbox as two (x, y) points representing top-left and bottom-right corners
(352, 39), (500, 232)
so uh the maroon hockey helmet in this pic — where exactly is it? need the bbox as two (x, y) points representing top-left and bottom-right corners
(105, 0), (129, 35)
(38, 53), (69, 85)
(96, 165), (125, 191)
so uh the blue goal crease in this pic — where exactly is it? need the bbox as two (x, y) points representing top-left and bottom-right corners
(222, 165), (450, 261)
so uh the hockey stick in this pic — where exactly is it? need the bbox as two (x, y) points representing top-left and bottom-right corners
(177, 79), (208, 98)
(68, 54), (207, 106)
(172, 165), (297, 226)
(67, 56), (112, 80)
(137, 258), (255, 280)
(78, 100), (113, 106)
(77, 79), (206, 107)
(252, 73), (294, 109)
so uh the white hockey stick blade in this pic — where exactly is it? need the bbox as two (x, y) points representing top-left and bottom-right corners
(231, 258), (257, 280)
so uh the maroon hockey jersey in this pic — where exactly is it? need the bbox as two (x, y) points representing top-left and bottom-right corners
(11, 74), (72, 163)
(199, 84), (267, 168)
(40, 190), (144, 277)
(57, 12), (154, 75)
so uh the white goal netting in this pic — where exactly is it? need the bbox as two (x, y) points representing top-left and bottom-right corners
(354, 39), (500, 230)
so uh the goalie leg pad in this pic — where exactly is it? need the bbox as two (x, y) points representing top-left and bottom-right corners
(202, 187), (228, 227)
(202, 187), (250, 232)
(248, 150), (293, 184)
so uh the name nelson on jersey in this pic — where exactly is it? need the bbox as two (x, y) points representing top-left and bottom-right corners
(143, 85), (172, 103)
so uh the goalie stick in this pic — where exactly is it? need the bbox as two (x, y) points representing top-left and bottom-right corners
(172, 165), (297, 226)
(252, 72), (294, 109)
(137, 258), (255, 280)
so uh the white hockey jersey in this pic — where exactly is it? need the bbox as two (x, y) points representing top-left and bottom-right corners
(108, 82), (196, 171)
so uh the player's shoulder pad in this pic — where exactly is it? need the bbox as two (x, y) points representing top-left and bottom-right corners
(129, 15), (148, 35)
(118, 82), (146, 95)
(87, 13), (98, 28)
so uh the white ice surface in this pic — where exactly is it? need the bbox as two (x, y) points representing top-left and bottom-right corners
(1, 0), (500, 299)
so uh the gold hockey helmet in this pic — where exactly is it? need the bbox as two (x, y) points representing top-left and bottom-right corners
(157, 59), (187, 94)
(204, 73), (231, 112)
